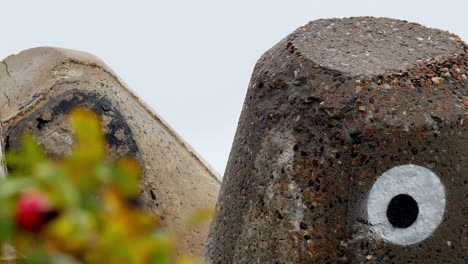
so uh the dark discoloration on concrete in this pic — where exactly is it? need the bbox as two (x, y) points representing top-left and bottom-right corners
(206, 17), (468, 263)
(5, 90), (139, 160)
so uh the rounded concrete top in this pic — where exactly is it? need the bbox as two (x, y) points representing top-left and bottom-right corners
(292, 17), (466, 76)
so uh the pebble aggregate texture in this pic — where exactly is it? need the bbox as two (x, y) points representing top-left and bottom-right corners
(206, 17), (468, 263)
(0, 47), (221, 257)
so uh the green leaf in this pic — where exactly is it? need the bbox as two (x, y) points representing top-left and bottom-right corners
(70, 108), (106, 162)
(20, 249), (48, 264)
(6, 135), (45, 175)
(112, 158), (140, 197)
(0, 178), (36, 199)
(150, 231), (173, 264)
(49, 253), (81, 264)
(0, 217), (15, 242)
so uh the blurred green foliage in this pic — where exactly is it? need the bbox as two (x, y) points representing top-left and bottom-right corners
(0, 108), (207, 264)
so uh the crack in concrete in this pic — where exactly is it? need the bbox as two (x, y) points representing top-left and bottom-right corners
(3, 91), (11, 107)
(1, 60), (12, 77)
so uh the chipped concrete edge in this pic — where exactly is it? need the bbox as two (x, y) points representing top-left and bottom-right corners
(0, 47), (222, 182)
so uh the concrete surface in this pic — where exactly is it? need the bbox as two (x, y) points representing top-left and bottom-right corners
(206, 17), (468, 263)
(0, 47), (221, 257)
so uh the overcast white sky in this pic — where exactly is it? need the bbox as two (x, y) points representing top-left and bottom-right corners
(1, 0), (467, 175)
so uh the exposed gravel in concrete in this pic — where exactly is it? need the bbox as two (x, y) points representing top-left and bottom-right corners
(206, 17), (468, 263)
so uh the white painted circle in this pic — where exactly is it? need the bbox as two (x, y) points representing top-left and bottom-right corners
(367, 164), (446, 245)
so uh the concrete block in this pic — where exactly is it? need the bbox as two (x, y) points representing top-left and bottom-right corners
(0, 47), (220, 256)
(206, 17), (467, 263)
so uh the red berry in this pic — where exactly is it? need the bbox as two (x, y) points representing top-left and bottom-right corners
(15, 191), (51, 232)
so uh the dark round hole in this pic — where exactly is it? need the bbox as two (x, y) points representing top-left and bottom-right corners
(386, 194), (419, 228)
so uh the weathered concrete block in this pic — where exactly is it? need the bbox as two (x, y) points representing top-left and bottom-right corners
(0, 47), (220, 256)
(206, 17), (467, 263)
